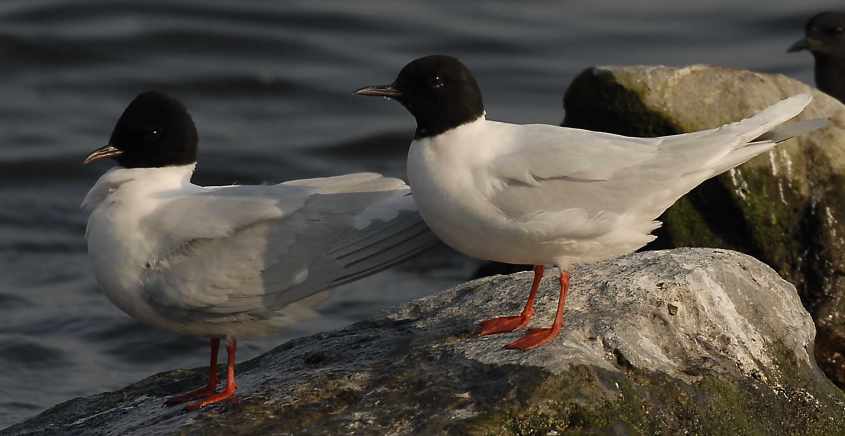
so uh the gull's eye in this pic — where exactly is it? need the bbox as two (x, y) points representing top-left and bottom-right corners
(431, 75), (445, 89)
(144, 129), (162, 143)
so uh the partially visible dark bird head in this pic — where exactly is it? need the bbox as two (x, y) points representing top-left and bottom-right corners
(789, 11), (845, 57)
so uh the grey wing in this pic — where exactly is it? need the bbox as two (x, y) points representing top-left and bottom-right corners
(142, 181), (437, 323)
(487, 124), (661, 229)
(255, 188), (439, 311)
(489, 94), (813, 221)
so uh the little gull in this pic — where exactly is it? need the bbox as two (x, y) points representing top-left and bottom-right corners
(355, 55), (824, 350)
(83, 91), (437, 408)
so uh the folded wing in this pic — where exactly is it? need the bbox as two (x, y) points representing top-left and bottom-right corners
(487, 94), (815, 239)
(140, 173), (439, 323)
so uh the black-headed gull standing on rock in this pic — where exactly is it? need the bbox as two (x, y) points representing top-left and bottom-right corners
(83, 91), (437, 409)
(356, 55), (824, 351)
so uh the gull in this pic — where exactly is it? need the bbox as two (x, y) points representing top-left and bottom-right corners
(789, 11), (845, 103)
(83, 91), (437, 408)
(355, 55), (824, 350)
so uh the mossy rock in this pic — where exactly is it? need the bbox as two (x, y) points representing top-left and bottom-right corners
(563, 65), (845, 388)
(5, 249), (845, 435)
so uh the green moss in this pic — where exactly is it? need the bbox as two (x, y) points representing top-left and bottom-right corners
(728, 166), (803, 278)
(466, 335), (845, 435)
(653, 193), (733, 250)
(466, 364), (845, 436)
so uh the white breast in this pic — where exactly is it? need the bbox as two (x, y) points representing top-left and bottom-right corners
(407, 119), (536, 264)
(83, 165), (196, 329)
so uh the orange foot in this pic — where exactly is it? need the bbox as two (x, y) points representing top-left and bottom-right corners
(165, 382), (219, 407)
(504, 325), (561, 351)
(185, 384), (237, 411)
(167, 337), (221, 407)
(185, 337), (238, 410)
(478, 314), (531, 335)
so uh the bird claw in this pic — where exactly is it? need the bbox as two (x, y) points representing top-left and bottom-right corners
(184, 386), (237, 411)
(165, 382), (219, 407)
(503, 325), (561, 351)
(478, 314), (530, 335)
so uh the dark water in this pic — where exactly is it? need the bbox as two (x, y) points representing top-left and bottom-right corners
(0, 0), (838, 427)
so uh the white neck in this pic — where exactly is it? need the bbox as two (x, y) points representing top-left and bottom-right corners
(82, 163), (197, 212)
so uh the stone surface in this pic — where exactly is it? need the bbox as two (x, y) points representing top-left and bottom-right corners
(562, 64), (845, 388)
(5, 249), (845, 435)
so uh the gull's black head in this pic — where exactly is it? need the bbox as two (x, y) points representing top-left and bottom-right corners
(84, 91), (198, 168)
(354, 55), (484, 139)
(789, 11), (845, 57)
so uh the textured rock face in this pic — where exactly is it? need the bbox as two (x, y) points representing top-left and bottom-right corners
(563, 64), (845, 388)
(5, 249), (844, 435)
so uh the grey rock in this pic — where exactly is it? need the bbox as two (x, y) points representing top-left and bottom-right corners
(4, 248), (844, 435)
(562, 64), (845, 387)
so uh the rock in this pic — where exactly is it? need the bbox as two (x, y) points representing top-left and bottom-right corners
(5, 249), (844, 435)
(562, 64), (845, 388)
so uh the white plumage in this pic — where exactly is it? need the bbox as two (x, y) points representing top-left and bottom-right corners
(84, 165), (434, 338)
(408, 94), (816, 269)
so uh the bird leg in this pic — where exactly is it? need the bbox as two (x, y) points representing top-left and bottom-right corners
(478, 265), (544, 335)
(504, 271), (570, 350)
(165, 338), (220, 406)
(186, 337), (238, 410)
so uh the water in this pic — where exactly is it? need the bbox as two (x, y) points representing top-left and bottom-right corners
(0, 0), (838, 427)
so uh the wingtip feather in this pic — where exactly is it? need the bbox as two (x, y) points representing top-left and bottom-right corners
(753, 118), (829, 143)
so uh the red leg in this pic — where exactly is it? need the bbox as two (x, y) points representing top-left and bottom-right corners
(479, 265), (545, 335)
(186, 338), (238, 410)
(505, 271), (570, 350)
(165, 338), (220, 406)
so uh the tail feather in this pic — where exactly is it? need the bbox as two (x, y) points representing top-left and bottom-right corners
(672, 94), (823, 177)
(706, 116), (828, 177)
(751, 118), (829, 144)
(640, 94), (821, 219)
(728, 93), (814, 144)
(703, 142), (777, 177)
